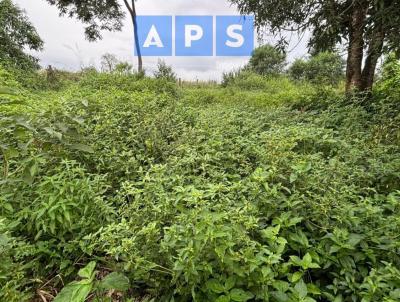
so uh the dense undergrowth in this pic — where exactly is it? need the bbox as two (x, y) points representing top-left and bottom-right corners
(0, 64), (400, 302)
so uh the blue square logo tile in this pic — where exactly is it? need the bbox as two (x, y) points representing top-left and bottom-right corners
(216, 16), (254, 56)
(135, 16), (172, 56)
(175, 16), (213, 56)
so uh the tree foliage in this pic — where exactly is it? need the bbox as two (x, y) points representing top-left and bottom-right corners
(153, 60), (176, 82)
(289, 52), (345, 85)
(0, 0), (43, 70)
(228, 0), (400, 91)
(45, 0), (125, 41)
(100, 53), (118, 73)
(249, 45), (286, 76)
(45, 0), (143, 72)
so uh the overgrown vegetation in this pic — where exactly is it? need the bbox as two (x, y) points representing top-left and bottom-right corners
(248, 45), (286, 76)
(1, 0), (399, 299)
(289, 52), (345, 86)
(229, 0), (400, 92)
(0, 0), (43, 70)
(1, 51), (399, 301)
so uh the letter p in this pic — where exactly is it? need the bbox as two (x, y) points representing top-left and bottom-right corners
(185, 25), (204, 47)
(175, 16), (213, 56)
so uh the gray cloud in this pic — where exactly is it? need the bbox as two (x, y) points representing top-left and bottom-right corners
(15, 0), (308, 81)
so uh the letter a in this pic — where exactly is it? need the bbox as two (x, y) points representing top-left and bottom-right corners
(143, 25), (164, 48)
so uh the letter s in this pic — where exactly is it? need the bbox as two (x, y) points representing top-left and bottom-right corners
(226, 24), (244, 48)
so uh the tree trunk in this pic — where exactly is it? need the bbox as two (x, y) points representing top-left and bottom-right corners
(123, 0), (143, 73)
(361, 25), (385, 91)
(345, 1), (368, 92)
(131, 0), (143, 73)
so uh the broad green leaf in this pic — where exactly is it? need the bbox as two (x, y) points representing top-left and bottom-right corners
(99, 272), (130, 291)
(71, 116), (85, 125)
(56, 122), (69, 133)
(288, 217), (303, 226)
(44, 127), (63, 141)
(4, 147), (19, 159)
(81, 99), (89, 107)
(294, 280), (307, 299)
(289, 255), (302, 266)
(347, 233), (363, 247)
(216, 295), (230, 302)
(53, 283), (76, 302)
(0, 234), (10, 247)
(15, 119), (35, 131)
(230, 289), (254, 302)
(290, 271), (303, 283)
(289, 231), (309, 247)
(307, 284), (321, 295)
(333, 295), (343, 302)
(53, 282), (92, 302)
(2, 203), (13, 212)
(390, 289), (400, 299)
(72, 282), (93, 301)
(272, 291), (289, 302)
(261, 225), (280, 240)
(272, 280), (289, 292)
(206, 279), (225, 294)
(225, 276), (236, 291)
(303, 253), (313, 268)
(70, 143), (95, 153)
(78, 261), (96, 279)
(261, 266), (272, 278)
(22, 166), (34, 185)
(0, 86), (18, 95)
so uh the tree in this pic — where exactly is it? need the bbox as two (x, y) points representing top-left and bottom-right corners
(45, 0), (143, 73)
(289, 52), (345, 85)
(114, 62), (133, 75)
(228, 0), (400, 92)
(100, 53), (133, 74)
(289, 59), (309, 82)
(100, 53), (119, 72)
(45, 0), (124, 41)
(153, 60), (176, 82)
(249, 44), (286, 76)
(0, 0), (43, 70)
(122, 0), (143, 73)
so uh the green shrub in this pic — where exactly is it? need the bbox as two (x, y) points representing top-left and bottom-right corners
(289, 52), (345, 86)
(0, 65), (399, 302)
(0, 0), (43, 71)
(78, 71), (177, 96)
(154, 59), (177, 82)
(249, 45), (286, 76)
(0, 65), (20, 88)
(222, 68), (244, 87)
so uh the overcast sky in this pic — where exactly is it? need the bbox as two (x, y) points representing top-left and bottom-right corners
(14, 0), (310, 81)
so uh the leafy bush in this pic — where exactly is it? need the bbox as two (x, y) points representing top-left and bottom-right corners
(0, 66), (399, 302)
(154, 59), (177, 82)
(78, 70), (177, 95)
(0, 0), (43, 70)
(249, 45), (286, 76)
(222, 68), (245, 87)
(289, 52), (345, 86)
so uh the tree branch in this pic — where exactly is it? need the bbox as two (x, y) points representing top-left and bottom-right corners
(122, 0), (133, 17)
(131, 0), (137, 16)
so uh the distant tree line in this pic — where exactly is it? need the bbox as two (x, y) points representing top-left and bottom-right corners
(223, 44), (345, 87)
